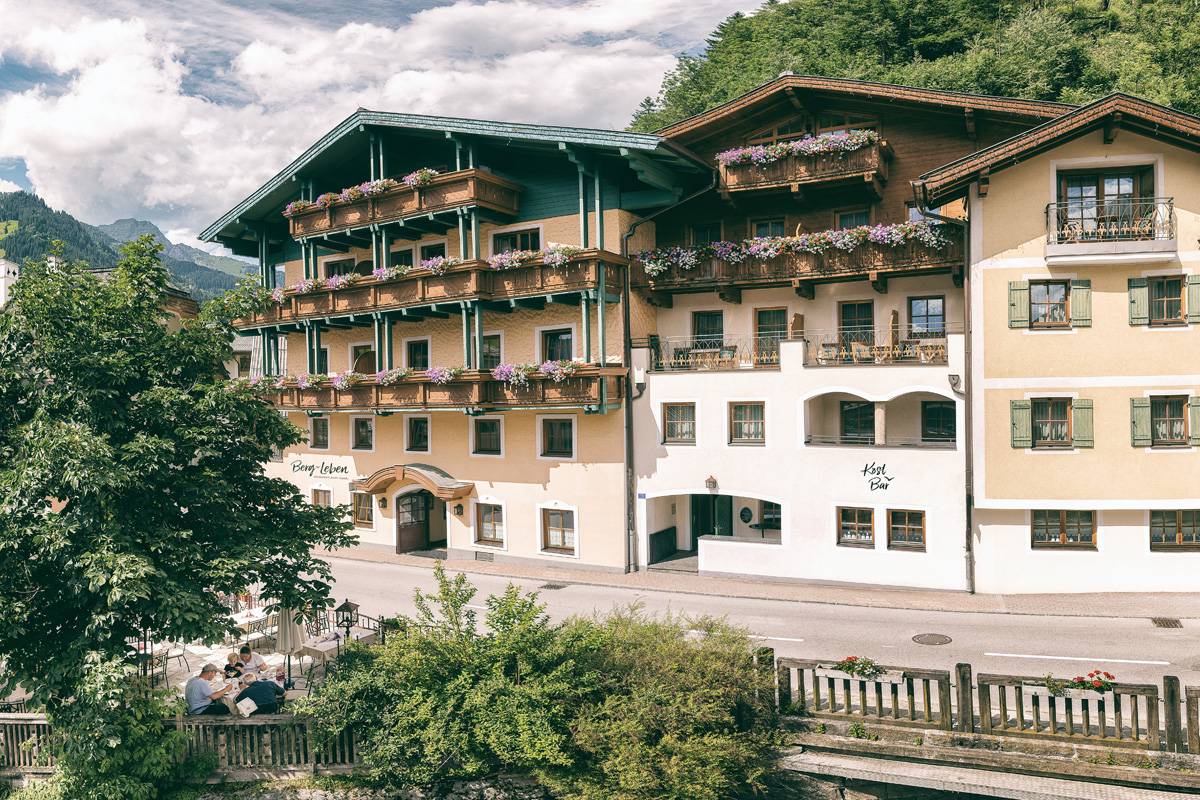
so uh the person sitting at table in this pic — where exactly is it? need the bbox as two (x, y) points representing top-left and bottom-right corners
(223, 653), (244, 679)
(237, 645), (267, 675)
(235, 673), (285, 715)
(185, 664), (232, 716)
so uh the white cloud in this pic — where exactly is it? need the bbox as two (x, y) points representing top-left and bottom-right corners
(0, 0), (757, 237)
(0, 179), (21, 192)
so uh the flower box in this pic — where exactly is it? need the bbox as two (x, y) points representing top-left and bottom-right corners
(813, 666), (905, 685)
(1022, 684), (1107, 702)
(378, 384), (422, 407)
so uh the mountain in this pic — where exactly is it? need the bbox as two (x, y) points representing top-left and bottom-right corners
(0, 192), (239, 301)
(96, 218), (252, 278)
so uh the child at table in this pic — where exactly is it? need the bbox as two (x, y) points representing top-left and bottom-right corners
(224, 653), (244, 679)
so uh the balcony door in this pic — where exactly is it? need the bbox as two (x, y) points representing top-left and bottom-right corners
(839, 300), (874, 359)
(754, 307), (788, 365)
(1057, 167), (1153, 241)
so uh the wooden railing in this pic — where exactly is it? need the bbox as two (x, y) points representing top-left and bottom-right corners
(272, 368), (627, 412)
(633, 235), (962, 291)
(0, 714), (56, 775)
(235, 254), (625, 329)
(178, 714), (356, 775)
(287, 169), (520, 239)
(776, 658), (953, 730)
(719, 141), (891, 194)
(976, 673), (1161, 748)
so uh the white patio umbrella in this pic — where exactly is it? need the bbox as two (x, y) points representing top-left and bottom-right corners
(274, 607), (308, 684)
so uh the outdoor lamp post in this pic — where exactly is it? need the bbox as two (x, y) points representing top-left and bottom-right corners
(334, 598), (359, 642)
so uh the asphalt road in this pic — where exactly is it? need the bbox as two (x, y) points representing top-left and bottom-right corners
(326, 557), (1200, 686)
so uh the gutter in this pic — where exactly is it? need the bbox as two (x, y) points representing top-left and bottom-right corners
(618, 172), (719, 574)
(914, 186), (975, 595)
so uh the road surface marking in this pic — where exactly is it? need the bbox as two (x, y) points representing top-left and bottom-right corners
(985, 652), (1170, 666)
(761, 636), (806, 643)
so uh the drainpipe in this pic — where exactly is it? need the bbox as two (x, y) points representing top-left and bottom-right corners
(618, 170), (719, 574)
(915, 195), (974, 595)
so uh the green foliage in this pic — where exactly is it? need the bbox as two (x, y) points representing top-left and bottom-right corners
(0, 236), (356, 798)
(845, 722), (878, 741)
(301, 567), (779, 800)
(630, 0), (1200, 131)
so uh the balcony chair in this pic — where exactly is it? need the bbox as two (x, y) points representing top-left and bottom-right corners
(815, 342), (840, 366)
(849, 341), (873, 364)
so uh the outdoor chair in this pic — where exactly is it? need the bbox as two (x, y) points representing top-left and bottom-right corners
(815, 342), (839, 365)
(165, 642), (189, 672)
(849, 341), (873, 364)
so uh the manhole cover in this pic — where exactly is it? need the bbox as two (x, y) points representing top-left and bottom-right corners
(1153, 617), (1183, 629)
(539, 582), (568, 591)
(913, 633), (953, 646)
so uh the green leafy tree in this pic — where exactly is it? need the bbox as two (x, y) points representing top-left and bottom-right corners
(0, 236), (355, 798)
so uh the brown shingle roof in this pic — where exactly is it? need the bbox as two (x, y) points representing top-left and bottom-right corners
(656, 74), (1077, 142)
(913, 93), (1200, 207)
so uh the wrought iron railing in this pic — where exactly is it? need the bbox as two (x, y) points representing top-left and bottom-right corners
(647, 334), (789, 372)
(804, 434), (955, 449)
(1046, 197), (1175, 244)
(803, 323), (961, 367)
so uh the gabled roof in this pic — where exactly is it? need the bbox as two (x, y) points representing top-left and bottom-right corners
(913, 93), (1200, 207)
(200, 109), (708, 245)
(656, 74), (1077, 144)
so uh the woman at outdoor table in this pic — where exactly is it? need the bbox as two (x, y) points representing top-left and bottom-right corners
(235, 673), (285, 715)
(236, 645), (267, 675)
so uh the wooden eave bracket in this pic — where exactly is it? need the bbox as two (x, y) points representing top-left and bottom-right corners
(951, 262), (964, 288)
(792, 279), (815, 299)
(977, 168), (990, 198)
(1104, 112), (1122, 144)
(964, 108), (977, 141)
(718, 286), (742, 304)
(869, 271), (888, 294)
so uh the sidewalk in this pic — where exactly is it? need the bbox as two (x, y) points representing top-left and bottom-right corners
(323, 545), (1200, 619)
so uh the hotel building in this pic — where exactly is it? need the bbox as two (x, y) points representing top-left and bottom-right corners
(202, 77), (1200, 593)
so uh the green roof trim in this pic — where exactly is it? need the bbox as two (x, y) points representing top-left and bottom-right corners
(200, 109), (706, 244)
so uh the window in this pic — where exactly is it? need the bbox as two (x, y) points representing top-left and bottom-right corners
(540, 328), (573, 362)
(406, 416), (429, 452)
(1031, 510), (1095, 548)
(390, 248), (414, 268)
(836, 208), (870, 229)
(311, 489), (331, 507)
(1150, 510), (1200, 550)
(1032, 398), (1071, 448)
(838, 507), (874, 546)
(691, 311), (724, 348)
(747, 118), (811, 145)
(350, 344), (375, 373)
(541, 508), (576, 554)
(351, 492), (373, 527)
(273, 265), (286, 289)
(1030, 281), (1070, 327)
(480, 334), (502, 370)
(840, 401), (875, 445)
(476, 503), (505, 545)
(315, 347), (329, 374)
(728, 402), (765, 445)
(817, 111), (876, 133)
(541, 417), (575, 458)
(236, 353), (252, 377)
(351, 417), (374, 451)
(324, 259), (355, 278)
(405, 339), (429, 370)
(691, 222), (722, 245)
(761, 501), (782, 530)
(1150, 276), (1184, 325)
(310, 417), (330, 450)
(473, 418), (503, 455)
(751, 218), (785, 238)
(921, 401), (956, 444)
(1055, 167), (1153, 241)
(662, 403), (696, 444)
(888, 510), (925, 550)
(420, 242), (446, 261)
(493, 228), (540, 253)
(1151, 396), (1188, 446)
(908, 296), (945, 337)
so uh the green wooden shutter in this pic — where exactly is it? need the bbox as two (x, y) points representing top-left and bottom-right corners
(1187, 275), (1200, 324)
(1128, 277), (1149, 325)
(1071, 399), (1094, 448)
(1130, 397), (1152, 447)
(1190, 396), (1200, 446)
(1008, 281), (1029, 329)
(1070, 279), (1092, 327)
(1011, 400), (1032, 448)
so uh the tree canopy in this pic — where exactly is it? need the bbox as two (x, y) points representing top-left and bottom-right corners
(630, 0), (1200, 131)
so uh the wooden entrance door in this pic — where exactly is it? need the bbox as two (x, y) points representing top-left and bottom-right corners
(395, 491), (430, 553)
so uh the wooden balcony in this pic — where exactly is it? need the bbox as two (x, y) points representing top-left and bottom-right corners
(271, 367), (627, 412)
(634, 235), (963, 299)
(719, 141), (892, 197)
(235, 251), (626, 329)
(287, 168), (521, 239)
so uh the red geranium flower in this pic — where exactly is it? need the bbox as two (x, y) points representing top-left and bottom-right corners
(1092, 680), (1103, 688)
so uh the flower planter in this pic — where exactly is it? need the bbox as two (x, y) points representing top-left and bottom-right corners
(378, 384), (422, 406)
(425, 272), (475, 301)
(1023, 684), (1107, 702)
(344, 386), (375, 406)
(333, 286), (372, 312)
(295, 293), (334, 316)
(813, 666), (905, 684)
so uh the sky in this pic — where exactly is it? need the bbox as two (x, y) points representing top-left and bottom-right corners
(0, 0), (759, 252)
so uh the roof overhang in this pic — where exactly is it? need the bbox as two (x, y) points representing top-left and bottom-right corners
(913, 94), (1200, 208)
(352, 463), (474, 501)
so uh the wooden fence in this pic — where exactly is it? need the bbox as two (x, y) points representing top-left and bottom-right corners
(777, 658), (953, 730)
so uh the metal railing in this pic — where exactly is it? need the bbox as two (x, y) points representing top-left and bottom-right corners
(804, 434), (955, 449)
(647, 334), (789, 372)
(803, 323), (961, 367)
(1047, 197), (1175, 244)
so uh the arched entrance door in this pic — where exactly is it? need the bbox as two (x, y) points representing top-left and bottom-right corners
(395, 490), (431, 553)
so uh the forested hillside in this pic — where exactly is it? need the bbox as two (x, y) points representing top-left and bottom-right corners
(631, 0), (1200, 130)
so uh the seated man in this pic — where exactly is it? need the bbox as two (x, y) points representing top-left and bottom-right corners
(185, 664), (232, 716)
(235, 673), (285, 715)
(236, 645), (267, 675)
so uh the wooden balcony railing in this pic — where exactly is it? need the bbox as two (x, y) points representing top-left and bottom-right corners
(634, 235), (963, 293)
(271, 367), (626, 412)
(719, 141), (892, 195)
(235, 251), (626, 329)
(287, 168), (520, 239)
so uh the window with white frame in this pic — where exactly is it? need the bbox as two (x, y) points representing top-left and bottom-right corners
(475, 503), (505, 545)
(351, 492), (373, 527)
(351, 417), (374, 451)
(541, 507), (576, 554)
(540, 417), (575, 459)
(310, 416), (330, 450)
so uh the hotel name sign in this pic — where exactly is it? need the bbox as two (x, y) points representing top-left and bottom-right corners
(290, 459), (353, 480)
